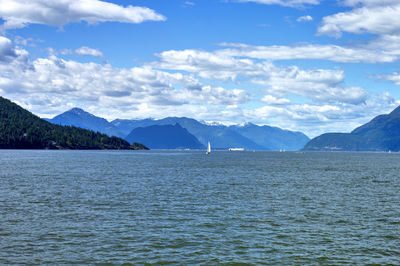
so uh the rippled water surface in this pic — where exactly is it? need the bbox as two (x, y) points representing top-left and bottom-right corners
(1, 150), (400, 264)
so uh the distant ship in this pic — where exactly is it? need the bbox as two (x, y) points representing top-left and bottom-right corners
(229, 148), (244, 151)
(206, 141), (211, 154)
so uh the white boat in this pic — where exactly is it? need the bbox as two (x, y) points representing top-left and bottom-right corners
(229, 148), (244, 151)
(206, 141), (211, 154)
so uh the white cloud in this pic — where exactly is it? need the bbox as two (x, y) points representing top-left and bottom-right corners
(218, 39), (400, 63)
(0, 36), (17, 61)
(0, 48), (250, 119)
(262, 95), (291, 105)
(13, 36), (42, 47)
(343, 0), (400, 7)
(152, 49), (275, 80)
(297, 15), (313, 22)
(0, 0), (166, 30)
(184, 1), (195, 6)
(61, 46), (104, 57)
(74, 46), (104, 57)
(253, 67), (368, 105)
(152, 47), (368, 106)
(156, 39), (400, 70)
(318, 2), (400, 37)
(377, 72), (400, 85)
(249, 92), (396, 137)
(236, 0), (319, 8)
(0, 36), (29, 66)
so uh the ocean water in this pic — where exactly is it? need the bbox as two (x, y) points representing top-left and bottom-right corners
(1, 150), (400, 264)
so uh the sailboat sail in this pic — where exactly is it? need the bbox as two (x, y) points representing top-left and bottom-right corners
(206, 141), (211, 154)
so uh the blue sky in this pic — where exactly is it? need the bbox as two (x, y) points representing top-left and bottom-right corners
(1, 0), (400, 137)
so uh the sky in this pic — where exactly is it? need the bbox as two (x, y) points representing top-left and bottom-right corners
(1, 0), (400, 137)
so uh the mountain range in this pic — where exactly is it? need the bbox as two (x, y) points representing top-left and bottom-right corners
(303, 105), (400, 151)
(113, 117), (266, 150)
(7, 96), (400, 152)
(46, 108), (310, 150)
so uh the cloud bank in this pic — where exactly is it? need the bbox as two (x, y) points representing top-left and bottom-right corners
(0, 0), (166, 30)
(62, 46), (104, 57)
(236, 0), (319, 8)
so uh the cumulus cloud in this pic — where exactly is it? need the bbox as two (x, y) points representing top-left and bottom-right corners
(61, 46), (104, 57)
(377, 72), (400, 85)
(152, 49), (275, 80)
(0, 47), (250, 119)
(297, 15), (313, 22)
(218, 39), (400, 63)
(0, 0), (166, 30)
(0, 36), (29, 66)
(152, 47), (368, 106)
(13, 36), (42, 47)
(318, 2), (400, 37)
(249, 92), (397, 137)
(0, 36), (17, 61)
(74, 46), (104, 57)
(253, 67), (368, 105)
(262, 95), (290, 105)
(235, 0), (319, 8)
(343, 0), (400, 7)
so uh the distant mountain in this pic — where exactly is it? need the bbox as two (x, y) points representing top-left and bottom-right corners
(125, 124), (205, 149)
(230, 123), (310, 151)
(47, 108), (123, 138)
(117, 117), (265, 150)
(111, 118), (155, 137)
(50, 109), (310, 150)
(0, 97), (148, 150)
(118, 117), (310, 150)
(303, 106), (400, 151)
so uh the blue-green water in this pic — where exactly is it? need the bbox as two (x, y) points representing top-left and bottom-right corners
(1, 150), (400, 264)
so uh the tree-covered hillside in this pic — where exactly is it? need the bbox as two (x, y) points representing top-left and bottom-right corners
(0, 97), (148, 150)
(303, 105), (400, 151)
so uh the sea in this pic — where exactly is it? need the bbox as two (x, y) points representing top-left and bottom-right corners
(1, 150), (400, 264)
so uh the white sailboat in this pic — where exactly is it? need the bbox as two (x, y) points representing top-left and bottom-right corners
(206, 141), (211, 154)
